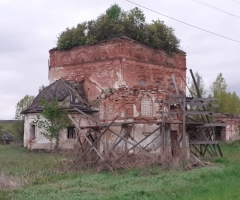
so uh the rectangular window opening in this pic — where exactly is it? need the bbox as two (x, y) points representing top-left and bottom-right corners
(30, 125), (36, 139)
(67, 127), (76, 139)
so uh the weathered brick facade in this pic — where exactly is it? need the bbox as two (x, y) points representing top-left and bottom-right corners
(42, 36), (189, 162)
(49, 36), (186, 103)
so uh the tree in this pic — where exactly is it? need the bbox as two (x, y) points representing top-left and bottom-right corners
(15, 95), (35, 141)
(210, 73), (240, 114)
(210, 73), (228, 113)
(15, 95), (35, 120)
(34, 99), (72, 149)
(210, 73), (227, 96)
(56, 4), (180, 54)
(38, 84), (47, 93)
(57, 22), (87, 49)
(106, 4), (123, 20)
(189, 72), (206, 97)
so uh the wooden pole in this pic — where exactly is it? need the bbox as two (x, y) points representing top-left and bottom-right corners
(105, 106), (109, 159)
(74, 108), (98, 124)
(110, 127), (160, 163)
(68, 114), (104, 160)
(74, 115), (118, 162)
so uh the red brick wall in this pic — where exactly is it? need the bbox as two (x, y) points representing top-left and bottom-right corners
(49, 37), (186, 102)
(99, 85), (168, 122)
(215, 115), (240, 141)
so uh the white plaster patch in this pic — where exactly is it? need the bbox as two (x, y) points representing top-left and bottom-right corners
(38, 138), (50, 144)
(133, 104), (139, 117)
(120, 111), (124, 118)
(114, 71), (127, 89)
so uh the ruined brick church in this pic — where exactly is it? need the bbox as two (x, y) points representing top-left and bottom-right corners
(24, 36), (189, 162)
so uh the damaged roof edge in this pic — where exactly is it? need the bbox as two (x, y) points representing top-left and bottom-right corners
(49, 35), (186, 54)
(22, 79), (97, 114)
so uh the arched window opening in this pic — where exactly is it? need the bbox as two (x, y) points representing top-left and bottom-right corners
(139, 79), (146, 86)
(141, 97), (151, 116)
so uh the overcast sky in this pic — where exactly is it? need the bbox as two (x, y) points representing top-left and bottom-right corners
(0, 0), (239, 119)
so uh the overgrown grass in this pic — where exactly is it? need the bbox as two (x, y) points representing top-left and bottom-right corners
(1, 141), (240, 200)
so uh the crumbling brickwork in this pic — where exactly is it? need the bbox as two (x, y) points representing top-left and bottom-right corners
(215, 114), (240, 141)
(97, 84), (187, 160)
(49, 36), (186, 102)
(99, 85), (168, 121)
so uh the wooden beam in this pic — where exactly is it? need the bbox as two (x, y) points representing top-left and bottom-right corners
(186, 97), (217, 102)
(109, 127), (124, 152)
(105, 106), (109, 159)
(217, 144), (223, 157)
(68, 114), (104, 161)
(202, 144), (214, 157)
(191, 144), (201, 155)
(189, 140), (218, 145)
(182, 95), (186, 150)
(76, 115), (119, 161)
(108, 128), (160, 161)
(137, 129), (162, 153)
(190, 123), (227, 127)
(112, 127), (160, 163)
(186, 111), (216, 115)
(168, 94), (185, 98)
(74, 108), (98, 124)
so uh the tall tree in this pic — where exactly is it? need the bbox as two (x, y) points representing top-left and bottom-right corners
(210, 73), (228, 113)
(227, 92), (240, 114)
(210, 73), (227, 96)
(189, 72), (206, 97)
(15, 95), (35, 120)
(106, 4), (123, 20)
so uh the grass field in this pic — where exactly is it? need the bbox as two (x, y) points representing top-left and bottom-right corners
(1, 141), (240, 200)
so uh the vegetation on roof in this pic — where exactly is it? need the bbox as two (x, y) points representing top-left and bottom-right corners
(57, 4), (180, 54)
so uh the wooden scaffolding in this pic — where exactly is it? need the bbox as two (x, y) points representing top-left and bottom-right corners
(67, 70), (225, 171)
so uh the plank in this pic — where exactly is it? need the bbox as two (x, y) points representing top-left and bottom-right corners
(68, 114), (104, 160)
(74, 108), (98, 124)
(76, 115), (119, 161)
(217, 144), (223, 157)
(189, 140), (218, 145)
(193, 123), (227, 127)
(186, 111), (219, 115)
(112, 127), (160, 163)
(186, 97), (217, 102)
(167, 94), (185, 98)
(108, 128), (159, 161)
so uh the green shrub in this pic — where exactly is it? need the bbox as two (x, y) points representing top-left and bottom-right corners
(56, 4), (180, 54)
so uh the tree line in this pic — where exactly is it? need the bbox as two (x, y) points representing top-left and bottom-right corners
(189, 72), (240, 114)
(56, 4), (180, 54)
